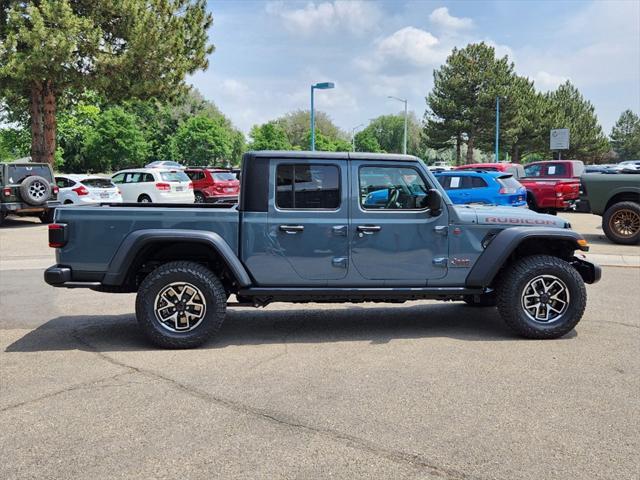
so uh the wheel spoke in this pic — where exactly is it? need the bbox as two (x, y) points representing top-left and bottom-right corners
(521, 274), (570, 324)
(154, 281), (207, 333)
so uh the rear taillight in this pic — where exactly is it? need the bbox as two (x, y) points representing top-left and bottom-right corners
(499, 187), (516, 194)
(52, 185), (59, 195)
(188, 182), (193, 190)
(72, 185), (89, 196)
(48, 223), (67, 248)
(155, 182), (171, 191)
(2, 186), (11, 197)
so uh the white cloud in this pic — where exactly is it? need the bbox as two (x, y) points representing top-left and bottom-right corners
(265, 1), (382, 36)
(219, 79), (250, 98)
(533, 71), (568, 91)
(377, 27), (440, 67)
(429, 7), (473, 30)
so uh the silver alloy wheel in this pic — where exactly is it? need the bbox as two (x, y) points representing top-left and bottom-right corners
(153, 282), (207, 332)
(521, 275), (570, 323)
(29, 181), (47, 199)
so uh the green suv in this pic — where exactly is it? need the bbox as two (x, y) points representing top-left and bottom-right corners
(0, 159), (60, 225)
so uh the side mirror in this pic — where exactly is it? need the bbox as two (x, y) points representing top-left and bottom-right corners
(427, 189), (442, 216)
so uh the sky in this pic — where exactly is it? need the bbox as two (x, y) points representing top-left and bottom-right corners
(190, 0), (640, 137)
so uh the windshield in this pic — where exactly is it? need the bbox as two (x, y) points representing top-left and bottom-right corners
(7, 164), (52, 184)
(160, 171), (190, 182)
(212, 172), (237, 181)
(81, 178), (115, 188)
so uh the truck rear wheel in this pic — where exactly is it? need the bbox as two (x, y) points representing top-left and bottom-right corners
(602, 201), (640, 245)
(496, 255), (586, 339)
(135, 261), (227, 348)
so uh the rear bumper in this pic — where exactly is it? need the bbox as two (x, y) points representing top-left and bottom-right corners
(205, 195), (238, 204)
(44, 265), (100, 288)
(1, 200), (60, 213)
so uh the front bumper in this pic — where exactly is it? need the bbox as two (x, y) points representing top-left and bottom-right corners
(1, 200), (60, 213)
(571, 256), (602, 284)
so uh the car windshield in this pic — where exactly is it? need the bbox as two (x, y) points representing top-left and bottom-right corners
(160, 171), (190, 182)
(81, 178), (115, 188)
(212, 172), (237, 181)
(7, 164), (52, 183)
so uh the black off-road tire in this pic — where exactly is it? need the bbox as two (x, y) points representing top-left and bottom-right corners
(602, 201), (640, 245)
(19, 175), (51, 206)
(39, 209), (55, 224)
(463, 292), (497, 307)
(0, 210), (6, 226)
(496, 255), (586, 339)
(137, 194), (152, 203)
(135, 261), (226, 348)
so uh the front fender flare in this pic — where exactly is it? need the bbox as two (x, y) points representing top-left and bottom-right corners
(465, 227), (588, 288)
(102, 229), (252, 287)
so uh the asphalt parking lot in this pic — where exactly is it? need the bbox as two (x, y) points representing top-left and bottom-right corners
(1, 212), (638, 479)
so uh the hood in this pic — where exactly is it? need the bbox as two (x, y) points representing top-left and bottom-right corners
(453, 205), (568, 228)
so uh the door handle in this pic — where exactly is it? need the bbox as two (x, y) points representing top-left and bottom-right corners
(357, 225), (381, 234)
(279, 225), (304, 234)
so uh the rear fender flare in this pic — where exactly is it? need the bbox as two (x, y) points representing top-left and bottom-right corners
(102, 229), (252, 287)
(465, 227), (587, 288)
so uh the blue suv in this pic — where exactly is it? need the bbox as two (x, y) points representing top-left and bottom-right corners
(434, 170), (526, 207)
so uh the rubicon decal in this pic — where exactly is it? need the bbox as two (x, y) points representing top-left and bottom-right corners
(483, 217), (557, 225)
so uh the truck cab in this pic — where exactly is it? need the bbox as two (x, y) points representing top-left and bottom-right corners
(45, 151), (601, 348)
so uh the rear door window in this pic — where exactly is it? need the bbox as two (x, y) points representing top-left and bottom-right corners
(276, 164), (340, 210)
(471, 176), (488, 188)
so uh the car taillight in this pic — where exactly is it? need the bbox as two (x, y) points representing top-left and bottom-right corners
(52, 185), (59, 195)
(499, 187), (516, 194)
(48, 223), (67, 248)
(72, 185), (89, 196)
(155, 182), (171, 191)
(188, 182), (193, 190)
(2, 186), (11, 197)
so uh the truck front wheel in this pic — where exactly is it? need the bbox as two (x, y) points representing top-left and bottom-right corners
(135, 261), (227, 348)
(496, 255), (586, 339)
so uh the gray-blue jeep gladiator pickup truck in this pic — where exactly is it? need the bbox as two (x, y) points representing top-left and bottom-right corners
(45, 151), (601, 348)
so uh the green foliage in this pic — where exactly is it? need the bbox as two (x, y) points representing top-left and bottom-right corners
(275, 110), (348, 149)
(610, 110), (640, 161)
(544, 81), (609, 161)
(354, 129), (382, 153)
(0, 127), (30, 160)
(359, 113), (423, 156)
(57, 102), (101, 172)
(83, 107), (150, 172)
(249, 122), (292, 150)
(170, 115), (233, 166)
(302, 131), (351, 152)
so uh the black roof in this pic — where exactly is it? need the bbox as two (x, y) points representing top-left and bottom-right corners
(244, 150), (420, 163)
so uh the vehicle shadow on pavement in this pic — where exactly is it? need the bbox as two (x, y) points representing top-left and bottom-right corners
(5, 303), (576, 353)
(0, 217), (44, 229)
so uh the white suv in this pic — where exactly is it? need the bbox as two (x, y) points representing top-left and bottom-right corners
(111, 169), (194, 203)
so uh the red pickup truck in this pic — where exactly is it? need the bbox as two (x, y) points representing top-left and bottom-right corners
(520, 160), (584, 214)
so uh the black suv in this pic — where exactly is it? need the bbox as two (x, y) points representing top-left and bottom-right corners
(0, 159), (60, 225)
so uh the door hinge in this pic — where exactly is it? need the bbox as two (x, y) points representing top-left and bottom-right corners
(434, 226), (448, 236)
(332, 257), (348, 269)
(432, 257), (448, 267)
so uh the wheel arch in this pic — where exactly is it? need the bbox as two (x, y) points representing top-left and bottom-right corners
(465, 227), (588, 289)
(102, 229), (252, 291)
(604, 191), (640, 213)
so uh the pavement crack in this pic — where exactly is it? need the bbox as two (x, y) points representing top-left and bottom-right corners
(71, 329), (480, 480)
(0, 370), (134, 413)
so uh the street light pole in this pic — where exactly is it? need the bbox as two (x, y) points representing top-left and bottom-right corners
(351, 123), (364, 151)
(495, 96), (500, 163)
(310, 82), (335, 151)
(388, 96), (408, 154)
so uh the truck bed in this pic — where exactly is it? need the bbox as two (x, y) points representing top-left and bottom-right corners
(53, 204), (240, 275)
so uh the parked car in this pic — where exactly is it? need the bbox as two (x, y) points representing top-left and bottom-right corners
(184, 168), (240, 204)
(0, 159), (59, 225)
(111, 168), (194, 203)
(611, 160), (640, 172)
(454, 162), (526, 179)
(519, 160), (584, 214)
(434, 171), (526, 207)
(55, 175), (123, 205)
(428, 161), (452, 171)
(145, 160), (186, 169)
(45, 151), (600, 348)
(581, 171), (640, 244)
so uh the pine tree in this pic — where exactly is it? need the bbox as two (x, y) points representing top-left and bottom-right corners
(610, 110), (640, 161)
